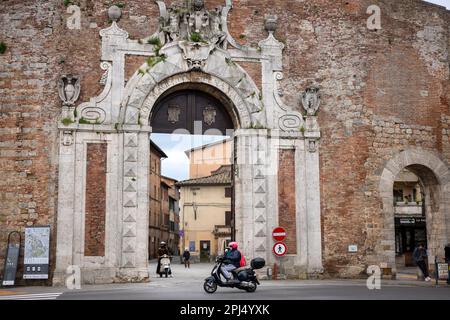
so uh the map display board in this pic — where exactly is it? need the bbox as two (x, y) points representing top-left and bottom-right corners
(23, 226), (50, 280)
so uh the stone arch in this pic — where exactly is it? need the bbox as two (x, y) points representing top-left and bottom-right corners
(122, 71), (257, 129)
(119, 47), (264, 129)
(379, 148), (450, 275)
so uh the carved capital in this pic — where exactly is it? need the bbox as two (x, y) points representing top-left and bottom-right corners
(307, 139), (318, 153)
(62, 130), (74, 146)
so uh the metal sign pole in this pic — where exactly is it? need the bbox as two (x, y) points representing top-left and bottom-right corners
(435, 256), (438, 286)
(279, 257), (282, 279)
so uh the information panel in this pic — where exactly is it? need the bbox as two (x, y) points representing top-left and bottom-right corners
(23, 226), (50, 280)
(2, 239), (20, 286)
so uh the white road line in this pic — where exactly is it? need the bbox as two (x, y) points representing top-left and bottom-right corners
(0, 292), (63, 300)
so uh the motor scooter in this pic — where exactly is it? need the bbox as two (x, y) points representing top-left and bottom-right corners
(159, 254), (172, 278)
(203, 256), (265, 293)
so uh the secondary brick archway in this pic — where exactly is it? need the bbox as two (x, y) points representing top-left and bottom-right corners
(379, 148), (450, 276)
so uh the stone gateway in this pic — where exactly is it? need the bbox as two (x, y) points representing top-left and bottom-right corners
(0, 0), (449, 284)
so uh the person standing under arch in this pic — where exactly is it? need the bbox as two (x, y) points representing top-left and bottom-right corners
(413, 243), (431, 281)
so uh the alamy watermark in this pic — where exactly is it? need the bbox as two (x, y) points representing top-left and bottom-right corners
(66, 5), (81, 30)
(367, 5), (382, 30)
(66, 265), (81, 290)
(366, 265), (382, 290)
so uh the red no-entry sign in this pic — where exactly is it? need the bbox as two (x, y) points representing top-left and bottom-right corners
(272, 227), (287, 242)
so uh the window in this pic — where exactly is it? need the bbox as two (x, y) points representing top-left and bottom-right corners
(189, 241), (195, 252)
(225, 187), (232, 198)
(225, 211), (232, 227)
(394, 189), (403, 203)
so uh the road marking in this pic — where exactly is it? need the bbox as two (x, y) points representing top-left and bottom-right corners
(0, 292), (63, 300)
(0, 290), (22, 295)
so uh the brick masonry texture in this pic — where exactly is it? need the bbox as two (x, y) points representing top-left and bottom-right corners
(84, 143), (107, 257)
(0, 0), (449, 279)
(278, 149), (297, 254)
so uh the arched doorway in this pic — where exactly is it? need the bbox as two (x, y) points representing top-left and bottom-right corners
(379, 149), (450, 278)
(393, 167), (428, 274)
(151, 89), (234, 135)
(148, 86), (237, 263)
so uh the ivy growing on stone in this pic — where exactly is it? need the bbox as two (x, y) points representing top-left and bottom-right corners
(62, 118), (74, 126)
(147, 37), (161, 46)
(190, 32), (204, 43)
(79, 117), (91, 124)
(146, 55), (166, 68)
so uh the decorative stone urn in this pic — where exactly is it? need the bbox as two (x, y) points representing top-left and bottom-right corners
(265, 15), (278, 34)
(108, 5), (122, 22)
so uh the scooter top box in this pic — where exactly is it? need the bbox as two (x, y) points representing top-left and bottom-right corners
(251, 258), (265, 270)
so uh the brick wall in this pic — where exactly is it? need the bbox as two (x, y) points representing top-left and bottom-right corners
(84, 143), (107, 257)
(1, 0), (449, 278)
(278, 149), (297, 254)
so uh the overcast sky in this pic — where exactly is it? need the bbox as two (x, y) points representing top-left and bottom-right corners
(152, 134), (228, 181)
(424, 0), (450, 8)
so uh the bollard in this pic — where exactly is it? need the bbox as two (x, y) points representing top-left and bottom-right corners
(267, 267), (273, 280)
(273, 263), (278, 280)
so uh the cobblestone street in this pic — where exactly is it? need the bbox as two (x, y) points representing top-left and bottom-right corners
(0, 261), (448, 300)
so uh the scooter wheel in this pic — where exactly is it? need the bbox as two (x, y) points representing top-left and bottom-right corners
(165, 270), (169, 278)
(203, 280), (217, 294)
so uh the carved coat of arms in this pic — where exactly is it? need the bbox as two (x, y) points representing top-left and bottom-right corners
(203, 106), (217, 126)
(168, 105), (181, 124)
(301, 87), (321, 116)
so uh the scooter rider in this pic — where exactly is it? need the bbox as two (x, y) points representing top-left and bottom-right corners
(221, 242), (241, 284)
(156, 241), (171, 275)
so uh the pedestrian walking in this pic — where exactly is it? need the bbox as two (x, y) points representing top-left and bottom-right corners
(183, 248), (191, 268)
(413, 243), (431, 282)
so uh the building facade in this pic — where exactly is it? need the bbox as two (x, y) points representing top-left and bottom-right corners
(178, 165), (232, 262)
(149, 142), (180, 259)
(186, 139), (232, 179)
(161, 176), (181, 256)
(149, 141), (166, 259)
(0, 0), (449, 284)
